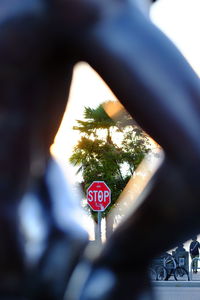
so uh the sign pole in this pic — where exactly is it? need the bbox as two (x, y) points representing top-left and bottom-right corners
(97, 211), (102, 244)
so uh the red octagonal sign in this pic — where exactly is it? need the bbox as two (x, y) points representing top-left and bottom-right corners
(87, 181), (111, 211)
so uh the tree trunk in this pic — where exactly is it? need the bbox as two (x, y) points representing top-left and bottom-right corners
(105, 214), (114, 241)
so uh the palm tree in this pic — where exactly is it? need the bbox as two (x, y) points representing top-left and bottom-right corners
(69, 101), (151, 240)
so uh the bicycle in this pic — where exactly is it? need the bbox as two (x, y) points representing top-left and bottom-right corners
(164, 254), (189, 281)
(149, 264), (167, 281)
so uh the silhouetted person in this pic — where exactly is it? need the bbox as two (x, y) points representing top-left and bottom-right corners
(190, 237), (200, 273)
(1, 0), (200, 299)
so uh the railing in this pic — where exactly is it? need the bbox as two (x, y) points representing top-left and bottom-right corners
(190, 257), (200, 280)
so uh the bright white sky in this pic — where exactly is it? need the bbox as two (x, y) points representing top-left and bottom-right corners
(151, 0), (200, 73)
(51, 0), (200, 182)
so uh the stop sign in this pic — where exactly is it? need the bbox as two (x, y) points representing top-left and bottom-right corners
(87, 181), (111, 211)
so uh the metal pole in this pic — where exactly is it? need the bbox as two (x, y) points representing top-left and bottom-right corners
(97, 211), (102, 244)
